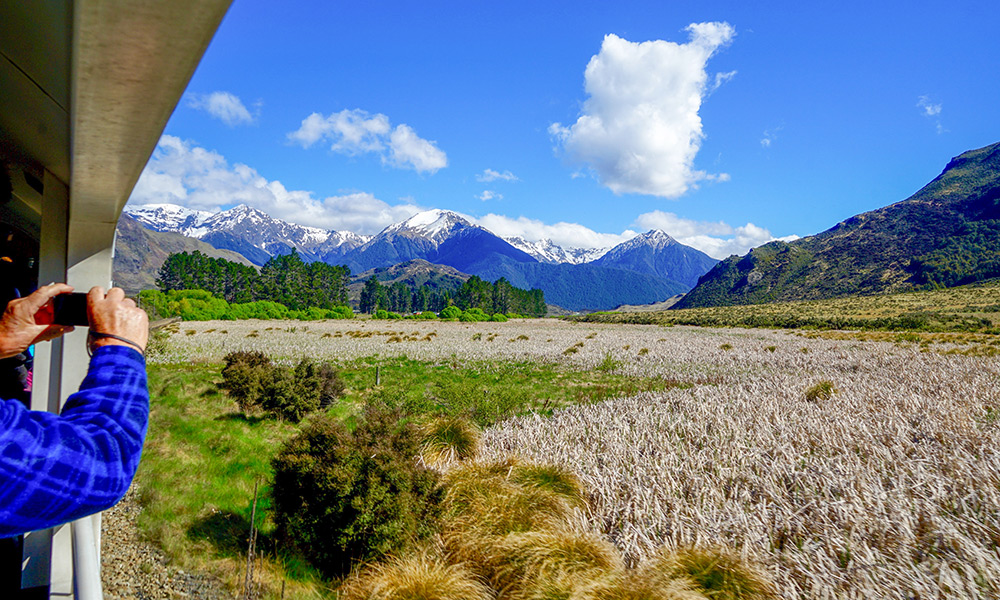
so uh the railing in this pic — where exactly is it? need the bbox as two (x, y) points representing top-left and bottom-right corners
(71, 515), (102, 600)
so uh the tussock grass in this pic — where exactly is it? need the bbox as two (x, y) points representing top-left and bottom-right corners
(442, 460), (576, 540)
(490, 529), (623, 599)
(507, 463), (586, 509)
(642, 547), (776, 600)
(419, 416), (481, 465)
(340, 553), (492, 600)
(588, 573), (707, 600)
(803, 380), (835, 402)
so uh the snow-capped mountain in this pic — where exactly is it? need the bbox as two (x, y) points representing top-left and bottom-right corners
(380, 209), (472, 244)
(123, 203), (719, 310)
(340, 209), (537, 274)
(504, 236), (609, 265)
(122, 203), (370, 265)
(125, 203), (213, 233)
(590, 230), (718, 288)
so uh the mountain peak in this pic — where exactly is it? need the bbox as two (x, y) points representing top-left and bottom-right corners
(385, 209), (473, 242)
(636, 229), (678, 245)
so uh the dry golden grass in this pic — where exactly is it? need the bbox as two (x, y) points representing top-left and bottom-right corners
(640, 547), (776, 600)
(419, 416), (481, 467)
(489, 529), (623, 598)
(481, 342), (1000, 598)
(339, 552), (493, 600)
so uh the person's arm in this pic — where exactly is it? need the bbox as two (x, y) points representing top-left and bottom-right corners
(0, 285), (149, 537)
(0, 345), (147, 536)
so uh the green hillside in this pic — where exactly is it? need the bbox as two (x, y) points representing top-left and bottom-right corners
(677, 141), (1000, 308)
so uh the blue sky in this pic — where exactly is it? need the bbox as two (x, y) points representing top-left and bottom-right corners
(128, 0), (1000, 259)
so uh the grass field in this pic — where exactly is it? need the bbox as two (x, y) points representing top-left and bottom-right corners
(578, 279), (1000, 333)
(134, 315), (1000, 598)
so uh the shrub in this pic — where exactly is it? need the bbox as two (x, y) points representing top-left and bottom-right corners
(459, 308), (490, 322)
(271, 405), (442, 577)
(316, 361), (345, 408)
(804, 380), (836, 402)
(439, 306), (462, 320)
(417, 311), (438, 320)
(220, 351), (273, 414)
(490, 313), (508, 322)
(221, 352), (342, 419)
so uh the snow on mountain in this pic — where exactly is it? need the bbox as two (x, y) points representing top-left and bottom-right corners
(607, 229), (680, 253)
(124, 203), (213, 233)
(123, 203), (370, 265)
(504, 236), (610, 264)
(380, 209), (474, 243)
(591, 229), (718, 288)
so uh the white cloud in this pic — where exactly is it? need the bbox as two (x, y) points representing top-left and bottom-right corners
(633, 210), (798, 258)
(917, 95), (942, 117)
(711, 70), (738, 93)
(128, 135), (422, 234)
(388, 124), (449, 173)
(478, 190), (503, 201)
(288, 109), (447, 173)
(473, 213), (638, 250)
(917, 95), (945, 134)
(187, 91), (255, 126)
(477, 169), (520, 183)
(760, 125), (782, 148)
(550, 22), (735, 198)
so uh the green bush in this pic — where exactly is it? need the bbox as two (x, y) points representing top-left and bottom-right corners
(439, 306), (462, 320)
(373, 309), (403, 320)
(220, 351), (273, 414)
(490, 313), (509, 322)
(417, 311), (438, 320)
(271, 405), (443, 576)
(459, 308), (490, 322)
(220, 352), (342, 419)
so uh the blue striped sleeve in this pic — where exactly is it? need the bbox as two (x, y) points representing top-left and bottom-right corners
(0, 345), (148, 537)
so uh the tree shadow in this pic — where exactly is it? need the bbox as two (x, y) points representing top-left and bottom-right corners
(214, 412), (269, 424)
(187, 510), (261, 556)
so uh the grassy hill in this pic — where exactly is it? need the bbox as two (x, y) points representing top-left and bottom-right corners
(579, 279), (1000, 334)
(678, 141), (1000, 308)
(346, 259), (469, 304)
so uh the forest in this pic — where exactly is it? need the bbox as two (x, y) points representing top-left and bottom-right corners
(156, 250), (350, 310)
(359, 274), (546, 317)
(155, 250), (545, 317)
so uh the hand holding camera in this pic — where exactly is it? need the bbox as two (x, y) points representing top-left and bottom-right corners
(0, 284), (148, 359)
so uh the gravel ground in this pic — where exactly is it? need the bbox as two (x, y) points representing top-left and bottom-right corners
(101, 487), (228, 600)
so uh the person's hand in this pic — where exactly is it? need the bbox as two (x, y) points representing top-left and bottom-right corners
(87, 287), (149, 354)
(0, 283), (76, 359)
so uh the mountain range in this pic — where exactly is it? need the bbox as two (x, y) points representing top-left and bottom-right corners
(677, 141), (1000, 308)
(120, 204), (717, 311)
(118, 140), (1000, 313)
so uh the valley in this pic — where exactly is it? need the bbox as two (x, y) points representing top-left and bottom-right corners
(124, 314), (1000, 599)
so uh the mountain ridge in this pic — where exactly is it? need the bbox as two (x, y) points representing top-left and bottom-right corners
(676, 141), (1000, 308)
(123, 205), (716, 310)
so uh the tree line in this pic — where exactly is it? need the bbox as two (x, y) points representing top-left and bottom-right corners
(156, 250), (350, 310)
(359, 275), (546, 317)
